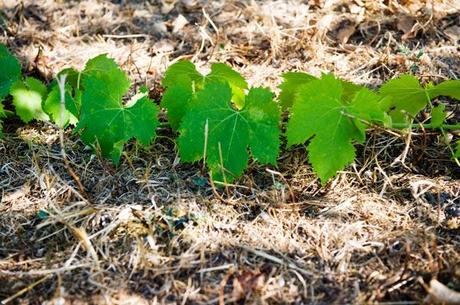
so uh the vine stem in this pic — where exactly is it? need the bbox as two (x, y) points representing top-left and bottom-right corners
(390, 123), (460, 130)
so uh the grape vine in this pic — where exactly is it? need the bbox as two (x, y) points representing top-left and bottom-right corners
(0, 43), (459, 186)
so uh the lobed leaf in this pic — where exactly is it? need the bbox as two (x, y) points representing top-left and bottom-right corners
(205, 63), (248, 108)
(162, 60), (203, 88)
(161, 61), (247, 130)
(380, 75), (460, 127)
(431, 80), (460, 100)
(178, 82), (280, 183)
(76, 55), (159, 164)
(10, 77), (49, 123)
(279, 71), (364, 110)
(0, 44), (21, 137)
(0, 44), (21, 101)
(379, 74), (429, 125)
(279, 72), (316, 110)
(286, 74), (385, 184)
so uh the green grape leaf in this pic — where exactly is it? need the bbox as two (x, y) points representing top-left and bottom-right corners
(161, 61), (248, 130)
(0, 45), (19, 136)
(431, 80), (460, 100)
(178, 82), (280, 183)
(162, 60), (203, 88)
(161, 61), (201, 130)
(205, 63), (248, 108)
(279, 72), (316, 110)
(81, 54), (130, 97)
(10, 77), (49, 123)
(206, 63), (247, 87)
(76, 55), (159, 164)
(286, 74), (384, 184)
(347, 88), (386, 140)
(379, 74), (429, 124)
(430, 104), (446, 128)
(0, 44), (21, 107)
(160, 74), (193, 130)
(0, 44), (21, 101)
(43, 84), (79, 128)
(279, 71), (364, 110)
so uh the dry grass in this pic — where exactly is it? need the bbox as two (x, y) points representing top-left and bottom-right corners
(1, 0), (460, 304)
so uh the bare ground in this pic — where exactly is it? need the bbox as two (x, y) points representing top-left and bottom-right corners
(1, 0), (460, 304)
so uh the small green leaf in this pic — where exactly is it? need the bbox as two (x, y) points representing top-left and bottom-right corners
(380, 74), (429, 124)
(430, 104), (446, 128)
(206, 63), (247, 89)
(0, 44), (20, 136)
(178, 82), (280, 183)
(10, 77), (49, 123)
(455, 141), (460, 158)
(380, 75), (460, 126)
(162, 61), (248, 130)
(205, 63), (248, 108)
(76, 55), (159, 164)
(431, 80), (460, 100)
(162, 60), (203, 88)
(0, 44), (21, 101)
(286, 74), (385, 184)
(82, 54), (130, 98)
(348, 88), (386, 140)
(43, 84), (79, 128)
(279, 72), (316, 110)
(161, 61), (201, 130)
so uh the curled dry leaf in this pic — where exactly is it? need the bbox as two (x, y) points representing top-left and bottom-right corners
(424, 279), (460, 305)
